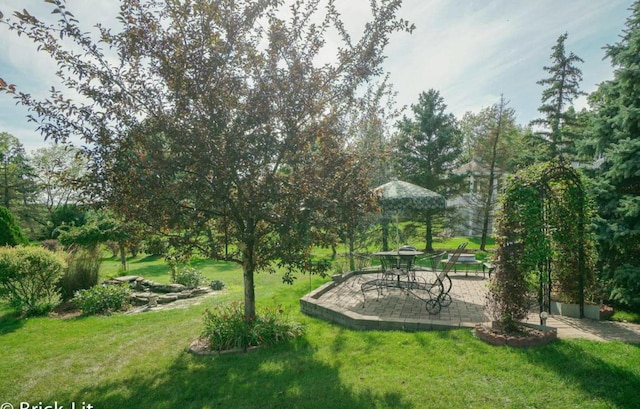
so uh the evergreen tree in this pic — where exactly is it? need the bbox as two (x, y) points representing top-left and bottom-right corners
(0, 132), (39, 236)
(395, 89), (464, 251)
(0, 206), (28, 246)
(588, 2), (640, 310)
(531, 32), (585, 160)
(0, 132), (34, 210)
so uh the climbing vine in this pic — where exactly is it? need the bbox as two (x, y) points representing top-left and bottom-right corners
(487, 161), (596, 331)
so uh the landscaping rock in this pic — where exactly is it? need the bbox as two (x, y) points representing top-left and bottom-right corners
(176, 291), (192, 300)
(191, 287), (211, 296)
(113, 275), (142, 283)
(157, 294), (179, 304)
(151, 283), (187, 293)
(123, 277), (215, 309)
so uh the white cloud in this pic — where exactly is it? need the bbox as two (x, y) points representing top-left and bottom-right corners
(0, 0), (634, 152)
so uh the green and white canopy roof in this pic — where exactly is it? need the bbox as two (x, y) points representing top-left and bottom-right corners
(373, 179), (446, 212)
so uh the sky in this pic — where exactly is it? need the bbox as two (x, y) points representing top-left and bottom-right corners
(0, 0), (634, 153)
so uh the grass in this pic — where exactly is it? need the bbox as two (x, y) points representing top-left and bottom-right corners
(611, 310), (640, 324)
(1, 255), (639, 408)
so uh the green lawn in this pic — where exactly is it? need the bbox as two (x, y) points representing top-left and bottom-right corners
(1, 255), (639, 409)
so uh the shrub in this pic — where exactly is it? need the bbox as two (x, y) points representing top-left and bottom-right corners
(210, 280), (225, 290)
(202, 301), (305, 351)
(0, 246), (66, 316)
(58, 248), (102, 300)
(172, 266), (204, 288)
(73, 284), (131, 315)
(0, 206), (28, 246)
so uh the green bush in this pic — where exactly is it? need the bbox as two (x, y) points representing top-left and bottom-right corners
(58, 248), (102, 300)
(0, 206), (28, 246)
(0, 246), (66, 316)
(73, 284), (131, 315)
(172, 266), (204, 288)
(210, 280), (225, 290)
(202, 301), (304, 351)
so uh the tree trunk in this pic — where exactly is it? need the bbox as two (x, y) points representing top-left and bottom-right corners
(119, 242), (127, 271)
(242, 243), (257, 322)
(480, 96), (504, 251)
(424, 213), (434, 252)
(3, 162), (9, 208)
(348, 235), (355, 271)
(381, 217), (389, 251)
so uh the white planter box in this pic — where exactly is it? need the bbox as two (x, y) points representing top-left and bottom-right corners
(550, 301), (602, 320)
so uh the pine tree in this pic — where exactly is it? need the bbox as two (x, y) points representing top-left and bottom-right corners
(531, 32), (585, 160)
(395, 89), (464, 251)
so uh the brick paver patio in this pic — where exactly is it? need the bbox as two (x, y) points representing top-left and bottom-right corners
(300, 269), (640, 343)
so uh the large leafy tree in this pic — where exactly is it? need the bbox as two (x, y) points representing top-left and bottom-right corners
(530, 32), (585, 160)
(587, 1), (640, 310)
(0, 0), (412, 320)
(30, 143), (86, 217)
(348, 75), (401, 188)
(395, 89), (464, 251)
(459, 97), (523, 249)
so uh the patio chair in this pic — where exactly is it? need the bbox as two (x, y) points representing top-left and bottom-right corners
(406, 242), (467, 314)
(380, 252), (415, 284)
(360, 248), (419, 306)
(430, 242), (467, 307)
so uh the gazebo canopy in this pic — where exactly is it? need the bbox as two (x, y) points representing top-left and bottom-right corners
(373, 179), (446, 213)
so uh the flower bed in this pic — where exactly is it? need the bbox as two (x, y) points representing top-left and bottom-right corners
(474, 322), (557, 348)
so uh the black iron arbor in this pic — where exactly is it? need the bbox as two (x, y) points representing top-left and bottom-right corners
(488, 161), (596, 330)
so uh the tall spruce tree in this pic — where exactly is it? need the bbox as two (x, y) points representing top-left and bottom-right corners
(395, 89), (464, 251)
(588, 1), (640, 310)
(531, 32), (585, 160)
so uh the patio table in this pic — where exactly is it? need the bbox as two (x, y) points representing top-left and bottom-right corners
(372, 249), (423, 284)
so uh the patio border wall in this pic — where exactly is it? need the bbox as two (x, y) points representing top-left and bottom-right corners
(299, 271), (478, 332)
